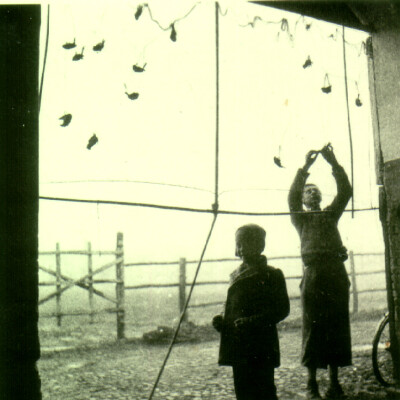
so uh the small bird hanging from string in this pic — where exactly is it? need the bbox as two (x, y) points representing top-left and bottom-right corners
(273, 145), (285, 168)
(59, 113), (72, 127)
(124, 84), (139, 100)
(135, 4), (145, 20)
(305, 23), (312, 30)
(72, 47), (84, 61)
(87, 134), (98, 150)
(93, 40), (105, 52)
(132, 63), (147, 72)
(321, 73), (332, 94)
(62, 39), (76, 50)
(355, 82), (362, 107)
(273, 156), (284, 168)
(303, 56), (312, 69)
(170, 23), (177, 42)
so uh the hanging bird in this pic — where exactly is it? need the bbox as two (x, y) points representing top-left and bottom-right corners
(305, 23), (311, 30)
(273, 156), (284, 168)
(321, 85), (332, 94)
(59, 113), (72, 127)
(93, 40), (105, 52)
(125, 91), (139, 100)
(355, 94), (362, 107)
(321, 74), (332, 93)
(135, 4), (144, 20)
(132, 63), (147, 72)
(87, 134), (98, 150)
(72, 47), (84, 61)
(170, 23), (177, 42)
(303, 56), (312, 69)
(62, 39), (76, 49)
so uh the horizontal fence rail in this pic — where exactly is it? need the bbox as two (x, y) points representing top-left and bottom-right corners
(39, 237), (386, 339)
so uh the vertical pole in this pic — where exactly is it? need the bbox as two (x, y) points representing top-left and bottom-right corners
(56, 242), (62, 327)
(0, 6), (42, 398)
(342, 26), (355, 218)
(88, 241), (94, 324)
(213, 0), (220, 213)
(115, 232), (125, 339)
(349, 251), (358, 314)
(179, 258), (188, 322)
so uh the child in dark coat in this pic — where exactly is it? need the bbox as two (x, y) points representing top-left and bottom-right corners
(212, 224), (290, 400)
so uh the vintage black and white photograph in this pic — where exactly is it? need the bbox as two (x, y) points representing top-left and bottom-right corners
(2, 1), (400, 399)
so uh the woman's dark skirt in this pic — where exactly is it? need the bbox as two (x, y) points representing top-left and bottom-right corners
(300, 255), (352, 369)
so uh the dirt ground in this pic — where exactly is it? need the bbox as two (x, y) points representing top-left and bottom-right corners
(38, 316), (398, 400)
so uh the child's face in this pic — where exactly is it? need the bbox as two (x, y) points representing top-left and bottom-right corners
(235, 231), (264, 259)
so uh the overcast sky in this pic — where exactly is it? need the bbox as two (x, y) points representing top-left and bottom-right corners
(38, 1), (382, 277)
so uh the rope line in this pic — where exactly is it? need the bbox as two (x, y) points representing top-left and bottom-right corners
(39, 196), (378, 216)
(342, 26), (355, 218)
(39, 4), (50, 112)
(147, 212), (218, 400)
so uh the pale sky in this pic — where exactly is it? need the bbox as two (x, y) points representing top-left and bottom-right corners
(38, 1), (382, 277)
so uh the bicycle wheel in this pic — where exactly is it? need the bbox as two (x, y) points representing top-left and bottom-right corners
(372, 313), (395, 387)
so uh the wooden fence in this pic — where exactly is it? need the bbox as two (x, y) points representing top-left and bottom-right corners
(39, 233), (386, 339)
(39, 233), (125, 338)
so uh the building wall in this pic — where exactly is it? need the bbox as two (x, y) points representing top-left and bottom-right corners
(371, 28), (400, 165)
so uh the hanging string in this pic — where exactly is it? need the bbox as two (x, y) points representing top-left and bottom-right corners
(342, 25), (355, 218)
(216, 2), (228, 17)
(39, 4), (50, 112)
(140, 2), (200, 31)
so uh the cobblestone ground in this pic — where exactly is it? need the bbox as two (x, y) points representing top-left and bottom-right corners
(38, 328), (393, 400)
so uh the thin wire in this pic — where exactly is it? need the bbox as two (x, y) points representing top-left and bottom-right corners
(144, 2), (200, 31)
(39, 196), (378, 216)
(40, 179), (213, 194)
(39, 4), (50, 112)
(216, 2), (228, 17)
(147, 212), (218, 400)
(342, 25), (355, 218)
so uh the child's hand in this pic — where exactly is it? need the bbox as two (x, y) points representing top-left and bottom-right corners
(212, 315), (224, 332)
(234, 317), (249, 330)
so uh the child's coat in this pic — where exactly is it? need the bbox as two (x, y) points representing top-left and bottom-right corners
(218, 255), (290, 367)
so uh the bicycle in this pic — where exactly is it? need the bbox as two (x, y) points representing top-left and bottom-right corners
(372, 312), (396, 387)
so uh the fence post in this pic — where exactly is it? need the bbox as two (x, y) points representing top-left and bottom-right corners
(55, 242), (62, 327)
(88, 241), (94, 324)
(115, 232), (125, 339)
(179, 257), (188, 322)
(349, 251), (358, 314)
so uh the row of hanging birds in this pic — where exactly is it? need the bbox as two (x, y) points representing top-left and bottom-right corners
(58, 6), (362, 154)
(62, 38), (105, 60)
(58, 112), (98, 150)
(59, 41), (149, 149)
(272, 56), (363, 169)
(302, 55), (363, 106)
